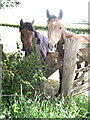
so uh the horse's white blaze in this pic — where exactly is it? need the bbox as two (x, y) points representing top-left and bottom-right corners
(49, 31), (56, 45)
(48, 31), (57, 52)
(53, 21), (56, 25)
(49, 31), (60, 45)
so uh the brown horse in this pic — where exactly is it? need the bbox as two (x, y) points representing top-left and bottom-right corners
(19, 19), (48, 60)
(46, 9), (90, 96)
(20, 19), (35, 56)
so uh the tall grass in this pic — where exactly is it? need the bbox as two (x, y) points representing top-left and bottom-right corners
(1, 92), (88, 119)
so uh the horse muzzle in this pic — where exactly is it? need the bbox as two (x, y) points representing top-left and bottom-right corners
(48, 43), (57, 53)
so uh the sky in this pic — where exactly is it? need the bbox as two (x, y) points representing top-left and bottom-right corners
(0, 0), (89, 25)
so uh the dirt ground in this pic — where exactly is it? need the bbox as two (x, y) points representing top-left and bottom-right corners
(44, 70), (60, 98)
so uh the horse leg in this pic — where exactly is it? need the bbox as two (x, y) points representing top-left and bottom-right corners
(25, 48), (31, 56)
(75, 61), (88, 85)
(74, 62), (81, 80)
(58, 68), (62, 94)
(56, 42), (64, 97)
(25, 51), (28, 56)
(55, 68), (62, 97)
(81, 61), (88, 85)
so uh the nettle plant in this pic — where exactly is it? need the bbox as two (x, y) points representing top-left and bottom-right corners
(2, 42), (45, 107)
(1, 42), (88, 119)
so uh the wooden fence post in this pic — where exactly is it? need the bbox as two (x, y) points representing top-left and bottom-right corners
(0, 44), (3, 115)
(61, 37), (78, 97)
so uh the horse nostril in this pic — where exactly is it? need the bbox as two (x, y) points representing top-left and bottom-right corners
(54, 44), (57, 48)
(48, 43), (50, 48)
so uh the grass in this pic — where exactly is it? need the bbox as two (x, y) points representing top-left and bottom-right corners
(23, 93), (88, 118)
(0, 92), (88, 119)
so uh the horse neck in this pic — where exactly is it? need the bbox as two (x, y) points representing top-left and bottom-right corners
(57, 27), (65, 56)
(61, 27), (74, 41)
(59, 27), (66, 44)
(57, 27), (69, 56)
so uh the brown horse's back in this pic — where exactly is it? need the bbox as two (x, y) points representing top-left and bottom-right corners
(66, 33), (90, 58)
(80, 47), (90, 56)
(66, 33), (90, 43)
(77, 36), (89, 43)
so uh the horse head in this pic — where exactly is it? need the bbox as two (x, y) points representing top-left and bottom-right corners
(46, 9), (63, 53)
(20, 19), (35, 55)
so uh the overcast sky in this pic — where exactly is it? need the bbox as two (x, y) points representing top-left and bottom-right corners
(0, 0), (89, 25)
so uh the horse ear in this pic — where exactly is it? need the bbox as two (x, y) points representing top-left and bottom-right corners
(20, 19), (23, 25)
(46, 9), (50, 18)
(59, 9), (63, 19)
(31, 20), (34, 26)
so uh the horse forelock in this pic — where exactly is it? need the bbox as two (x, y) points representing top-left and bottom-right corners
(20, 22), (35, 32)
(47, 15), (57, 23)
(47, 17), (62, 27)
(25, 22), (35, 32)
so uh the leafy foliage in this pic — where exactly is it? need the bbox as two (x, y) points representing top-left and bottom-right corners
(66, 27), (89, 34)
(0, 0), (20, 9)
(0, 43), (89, 119)
(2, 42), (44, 96)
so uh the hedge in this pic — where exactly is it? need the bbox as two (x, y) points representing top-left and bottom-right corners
(0, 23), (89, 34)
